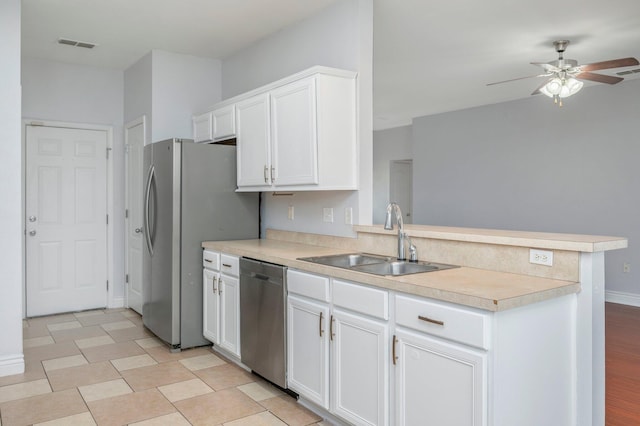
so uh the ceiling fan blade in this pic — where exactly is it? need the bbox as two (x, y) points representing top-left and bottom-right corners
(579, 57), (639, 71)
(487, 73), (550, 86)
(531, 62), (561, 73)
(575, 71), (624, 84)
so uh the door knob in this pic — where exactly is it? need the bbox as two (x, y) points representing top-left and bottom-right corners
(135, 228), (143, 234)
(29, 215), (37, 222)
(29, 230), (37, 236)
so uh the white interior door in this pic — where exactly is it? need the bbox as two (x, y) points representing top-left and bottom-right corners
(26, 125), (108, 316)
(125, 117), (145, 314)
(390, 160), (413, 224)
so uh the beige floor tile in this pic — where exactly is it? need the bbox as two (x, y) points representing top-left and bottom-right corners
(111, 353), (158, 371)
(75, 335), (116, 349)
(24, 335), (55, 348)
(87, 388), (175, 426)
(179, 353), (226, 371)
(78, 378), (133, 402)
(135, 337), (163, 349)
(157, 378), (213, 402)
(0, 361), (47, 387)
(47, 320), (83, 331)
(76, 312), (126, 326)
(100, 319), (136, 331)
(195, 363), (256, 391)
(175, 387), (264, 425)
(0, 378), (51, 403)
(28, 313), (77, 327)
(0, 388), (87, 425)
(120, 361), (197, 391)
(33, 411), (97, 426)
(120, 310), (141, 319)
(23, 322), (52, 339)
(106, 325), (153, 342)
(47, 361), (121, 391)
(24, 341), (81, 363)
(50, 325), (108, 343)
(43, 354), (88, 372)
(259, 395), (322, 426)
(237, 381), (284, 402)
(129, 412), (192, 426)
(73, 309), (105, 318)
(144, 345), (213, 363)
(224, 411), (287, 426)
(81, 340), (146, 363)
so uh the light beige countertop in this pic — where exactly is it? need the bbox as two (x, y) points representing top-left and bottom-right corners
(202, 238), (581, 312)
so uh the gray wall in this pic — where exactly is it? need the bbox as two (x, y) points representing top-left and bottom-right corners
(411, 79), (639, 295)
(221, 0), (373, 237)
(372, 125), (412, 224)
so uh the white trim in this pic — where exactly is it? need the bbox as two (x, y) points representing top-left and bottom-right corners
(605, 290), (640, 307)
(111, 297), (125, 309)
(0, 354), (25, 377)
(22, 119), (115, 314)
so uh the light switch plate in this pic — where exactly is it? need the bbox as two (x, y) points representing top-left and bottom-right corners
(529, 249), (553, 266)
(323, 207), (334, 223)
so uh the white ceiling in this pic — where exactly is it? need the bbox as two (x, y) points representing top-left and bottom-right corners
(21, 0), (640, 130)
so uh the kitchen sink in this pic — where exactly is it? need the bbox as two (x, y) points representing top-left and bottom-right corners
(297, 253), (458, 276)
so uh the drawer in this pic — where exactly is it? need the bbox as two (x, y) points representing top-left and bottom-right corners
(203, 250), (220, 270)
(395, 294), (491, 350)
(332, 279), (388, 320)
(287, 269), (330, 302)
(220, 254), (240, 277)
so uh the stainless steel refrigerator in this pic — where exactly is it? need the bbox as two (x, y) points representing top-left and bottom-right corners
(142, 138), (259, 350)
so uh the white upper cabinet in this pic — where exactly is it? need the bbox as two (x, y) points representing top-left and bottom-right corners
(193, 105), (237, 143)
(193, 112), (213, 143)
(236, 93), (271, 188)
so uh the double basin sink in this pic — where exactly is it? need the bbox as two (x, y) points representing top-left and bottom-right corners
(298, 253), (458, 276)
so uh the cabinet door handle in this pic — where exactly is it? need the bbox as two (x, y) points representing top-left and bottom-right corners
(218, 278), (223, 295)
(418, 315), (444, 326)
(319, 311), (324, 337)
(330, 314), (335, 341)
(264, 165), (269, 183)
(213, 276), (218, 293)
(392, 334), (398, 365)
(270, 166), (276, 182)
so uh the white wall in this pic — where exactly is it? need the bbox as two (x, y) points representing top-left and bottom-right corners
(221, 0), (373, 237)
(0, 0), (24, 376)
(22, 57), (127, 303)
(410, 79), (640, 296)
(124, 52), (152, 144)
(372, 125), (412, 224)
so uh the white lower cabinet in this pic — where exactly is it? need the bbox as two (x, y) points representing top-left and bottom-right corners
(203, 250), (241, 358)
(287, 270), (389, 426)
(394, 328), (486, 426)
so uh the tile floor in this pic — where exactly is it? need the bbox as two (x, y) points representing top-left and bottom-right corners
(0, 308), (327, 426)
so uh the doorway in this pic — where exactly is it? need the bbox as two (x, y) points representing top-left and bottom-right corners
(389, 160), (413, 224)
(25, 124), (109, 316)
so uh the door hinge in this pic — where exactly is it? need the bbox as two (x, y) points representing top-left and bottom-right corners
(106, 280), (109, 291)
(106, 214), (109, 225)
(126, 274), (129, 284)
(125, 144), (130, 154)
(125, 209), (129, 219)
(106, 147), (112, 159)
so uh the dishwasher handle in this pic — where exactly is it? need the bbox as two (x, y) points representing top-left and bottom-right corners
(249, 272), (271, 281)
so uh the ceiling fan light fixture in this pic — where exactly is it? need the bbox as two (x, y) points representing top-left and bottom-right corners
(539, 76), (583, 101)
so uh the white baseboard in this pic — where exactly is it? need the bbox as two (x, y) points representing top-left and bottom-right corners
(605, 290), (640, 307)
(0, 354), (25, 377)
(109, 297), (125, 309)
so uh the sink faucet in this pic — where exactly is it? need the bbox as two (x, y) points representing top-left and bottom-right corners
(384, 202), (407, 261)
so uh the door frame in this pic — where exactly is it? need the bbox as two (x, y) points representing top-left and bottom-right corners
(21, 119), (115, 317)
(124, 115), (146, 311)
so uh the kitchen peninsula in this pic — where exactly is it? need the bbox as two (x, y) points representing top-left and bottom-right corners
(203, 225), (626, 426)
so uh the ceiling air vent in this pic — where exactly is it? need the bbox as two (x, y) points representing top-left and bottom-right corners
(57, 38), (97, 49)
(616, 68), (640, 76)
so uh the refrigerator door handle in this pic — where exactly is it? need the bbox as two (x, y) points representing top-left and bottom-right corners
(144, 164), (155, 256)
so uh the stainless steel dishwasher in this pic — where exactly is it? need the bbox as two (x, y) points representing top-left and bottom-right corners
(239, 257), (287, 388)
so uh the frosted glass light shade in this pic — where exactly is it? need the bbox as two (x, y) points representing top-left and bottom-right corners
(540, 77), (584, 99)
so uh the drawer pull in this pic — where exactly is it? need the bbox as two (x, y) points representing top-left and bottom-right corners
(319, 311), (324, 337)
(222, 263), (232, 268)
(330, 314), (335, 341)
(392, 334), (398, 365)
(204, 259), (213, 263)
(418, 315), (444, 326)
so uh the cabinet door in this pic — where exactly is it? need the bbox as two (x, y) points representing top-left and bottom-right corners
(236, 93), (271, 188)
(193, 112), (213, 143)
(203, 269), (219, 344)
(219, 274), (241, 357)
(394, 329), (486, 426)
(212, 105), (235, 140)
(287, 295), (330, 409)
(332, 309), (389, 426)
(270, 77), (318, 186)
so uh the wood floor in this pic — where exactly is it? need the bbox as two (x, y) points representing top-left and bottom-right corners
(606, 302), (640, 425)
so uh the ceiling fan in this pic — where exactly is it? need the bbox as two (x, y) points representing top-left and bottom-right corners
(488, 40), (639, 106)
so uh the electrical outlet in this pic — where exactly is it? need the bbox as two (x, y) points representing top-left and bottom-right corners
(344, 207), (353, 225)
(624, 262), (631, 273)
(288, 205), (294, 220)
(323, 207), (334, 223)
(529, 249), (553, 266)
